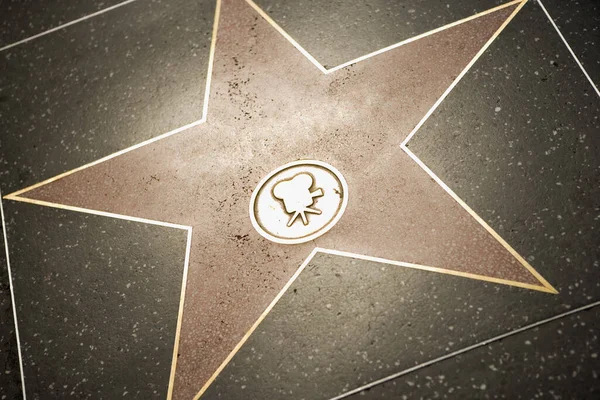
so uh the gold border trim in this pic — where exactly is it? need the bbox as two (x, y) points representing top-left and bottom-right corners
(166, 228), (193, 400)
(194, 241), (554, 399)
(246, 0), (524, 74)
(193, 248), (320, 399)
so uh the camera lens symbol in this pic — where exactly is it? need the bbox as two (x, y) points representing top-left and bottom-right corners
(273, 173), (324, 227)
(249, 160), (348, 244)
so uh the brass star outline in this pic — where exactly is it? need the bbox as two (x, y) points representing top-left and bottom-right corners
(2, 0), (556, 399)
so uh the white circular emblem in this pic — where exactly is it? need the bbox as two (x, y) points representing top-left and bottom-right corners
(249, 160), (348, 244)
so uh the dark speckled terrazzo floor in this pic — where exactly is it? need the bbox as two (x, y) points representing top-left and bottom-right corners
(346, 306), (600, 399)
(1, 0), (599, 399)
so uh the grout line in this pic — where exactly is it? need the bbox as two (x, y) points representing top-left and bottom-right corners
(1, 1), (566, 398)
(192, 2), (556, 398)
(245, 0), (522, 75)
(193, 248), (321, 400)
(166, 227), (193, 400)
(537, 0), (600, 98)
(0, 191), (27, 400)
(2, 193), (192, 399)
(325, 0), (523, 74)
(0, 0), (140, 52)
(329, 299), (600, 400)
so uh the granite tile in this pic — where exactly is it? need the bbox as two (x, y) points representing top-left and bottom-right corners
(541, 0), (600, 90)
(0, 0), (215, 193)
(347, 305), (600, 399)
(253, 0), (505, 68)
(0, 0), (128, 48)
(2, 200), (188, 399)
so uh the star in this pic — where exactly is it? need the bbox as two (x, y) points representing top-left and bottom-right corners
(4, 0), (555, 398)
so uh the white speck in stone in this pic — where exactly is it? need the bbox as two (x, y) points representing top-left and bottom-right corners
(480, 384), (487, 390)
(525, 340), (532, 345)
(494, 107), (501, 112)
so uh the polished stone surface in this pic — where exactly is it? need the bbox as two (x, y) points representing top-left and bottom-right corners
(0, 0), (126, 47)
(3, 200), (188, 399)
(254, 0), (505, 68)
(1, 0), (598, 398)
(0, 0), (214, 193)
(18, 1), (540, 398)
(347, 305), (600, 399)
